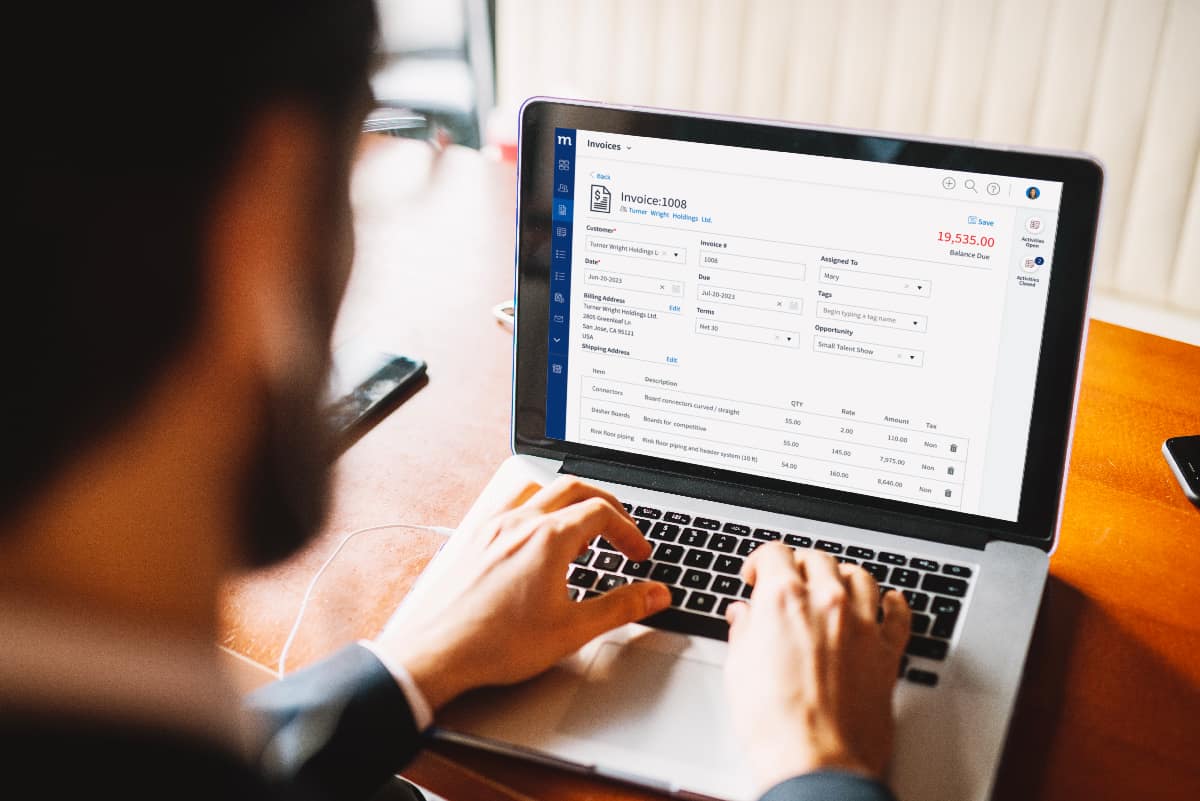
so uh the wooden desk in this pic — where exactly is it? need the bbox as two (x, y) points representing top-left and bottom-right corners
(221, 139), (1200, 801)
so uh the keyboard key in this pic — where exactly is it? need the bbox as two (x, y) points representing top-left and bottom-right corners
(568, 568), (598, 588)
(902, 591), (930, 612)
(737, 539), (764, 557)
(898, 655), (909, 678)
(707, 533), (738, 552)
(837, 557), (858, 565)
(693, 517), (721, 530)
(906, 635), (948, 660)
(654, 543), (685, 563)
(890, 568), (919, 588)
(741, 583), (754, 598)
(633, 519), (652, 535)
(879, 585), (895, 597)
(815, 540), (844, 554)
(847, 546), (875, 559)
(584, 591), (601, 600)
(594, 552), (624, 572)
(752, 528), (782, 540)
(714, 555), (744, 574)
(598, 574), (627, 591)
(712, 576), (742, 595)
(568, 587), (584, 602)
(668, 586), (686, 607)
(906, 669), (939, 687)
(910, 613), (931, 635)
(597, 537), (617, 551)
(862, 562), (890, 582)
(784, 534), (813, 547)
(622, 560), (652, 578)
(922, 574), (968, 597)
(682, 569), (712, 590)
(649, 522), (680, 541)
(621, 502), (633, 513)
(573, 549), (594, 566)
(685, 592), (717, 613)
(931, 596), (961, 616)
(723, 522), (751, 536)
(650, 563), (682, 584)
(683, 549), (714, 569)
(931, 609), (960, 639)
(679, 528), (709, 547)
(664, 511), (691, 525)
(910, 558), (939, 572)
(717, 597), (738, 616)
(942, 563), (973, 578)
(878, 552), (906, 565)
(634, 506), (662, 519)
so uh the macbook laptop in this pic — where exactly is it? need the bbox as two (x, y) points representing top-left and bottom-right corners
(409, 99), (1102, 801)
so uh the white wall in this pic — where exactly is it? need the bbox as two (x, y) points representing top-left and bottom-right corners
(496, 0), (1200, 341)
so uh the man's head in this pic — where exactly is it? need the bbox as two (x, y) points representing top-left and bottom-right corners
(7, 2), (378, 571)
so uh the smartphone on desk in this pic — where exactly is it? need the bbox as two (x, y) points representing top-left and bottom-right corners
(325, 352), (427, 442)
(1163, 436), (1200, 508)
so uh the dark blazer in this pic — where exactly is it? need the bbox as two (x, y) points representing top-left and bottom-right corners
(2, 643), (894, 801)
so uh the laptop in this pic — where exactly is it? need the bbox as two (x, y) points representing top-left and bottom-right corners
(408, 99), (1103, 801)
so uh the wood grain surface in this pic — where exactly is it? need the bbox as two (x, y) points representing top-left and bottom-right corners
(221, 138), (1200, 801)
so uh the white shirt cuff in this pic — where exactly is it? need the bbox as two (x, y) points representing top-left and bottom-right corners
(357, 639), (434, 731)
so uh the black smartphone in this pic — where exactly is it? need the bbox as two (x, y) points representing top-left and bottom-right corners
(324, 353), (427, 440)
(1163, 436), (1200, 508)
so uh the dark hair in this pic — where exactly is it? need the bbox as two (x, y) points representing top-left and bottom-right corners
(7, 2), (378, 519)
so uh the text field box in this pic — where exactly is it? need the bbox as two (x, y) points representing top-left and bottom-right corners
(586, 236), (686, 264)
(696, 318), (800, 348)
(817, 301), (928, 332)
(818, 267), (931, 297)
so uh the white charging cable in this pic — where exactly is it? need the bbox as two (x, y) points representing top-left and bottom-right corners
(491, 299), (514, 327)
(277, 522), (456, 677)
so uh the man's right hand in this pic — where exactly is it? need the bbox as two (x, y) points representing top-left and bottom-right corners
(723, 544), (911, 794)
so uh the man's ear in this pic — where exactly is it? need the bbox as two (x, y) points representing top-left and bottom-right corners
(205, 106), (328, 390)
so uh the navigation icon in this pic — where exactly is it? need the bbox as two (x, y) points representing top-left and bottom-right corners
(942, 177), (956, 190)
(986, 181), (1000, 196)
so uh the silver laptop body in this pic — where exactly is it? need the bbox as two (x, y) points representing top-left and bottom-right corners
(404, 100), (1103, 801)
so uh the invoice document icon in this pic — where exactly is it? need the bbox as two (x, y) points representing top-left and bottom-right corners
(590, 184), (611, 213)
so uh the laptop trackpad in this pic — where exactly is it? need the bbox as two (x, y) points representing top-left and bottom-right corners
(557, 640), (729, 767)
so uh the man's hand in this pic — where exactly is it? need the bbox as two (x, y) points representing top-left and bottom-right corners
(372, 476), (671, 712)
(724, 544), (911, 793)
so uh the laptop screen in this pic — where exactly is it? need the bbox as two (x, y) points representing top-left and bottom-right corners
(542, 126), (1064, 523)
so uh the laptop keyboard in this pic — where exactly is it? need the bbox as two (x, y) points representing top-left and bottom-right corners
(566, 503), (976, 688)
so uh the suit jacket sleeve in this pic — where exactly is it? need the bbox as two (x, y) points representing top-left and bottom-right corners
(759, 771), (898, 801)
(245, 643), (423, 801)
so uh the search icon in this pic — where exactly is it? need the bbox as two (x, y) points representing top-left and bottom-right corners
(964, 179), (977, 192)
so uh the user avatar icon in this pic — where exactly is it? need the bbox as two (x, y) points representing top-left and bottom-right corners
(1025, 186), (1040, 200)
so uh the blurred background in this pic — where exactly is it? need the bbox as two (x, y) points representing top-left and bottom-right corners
(371, 0), (1200, 343)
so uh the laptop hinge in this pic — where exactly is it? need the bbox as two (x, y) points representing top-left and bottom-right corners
(562, 455), (990, 551)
